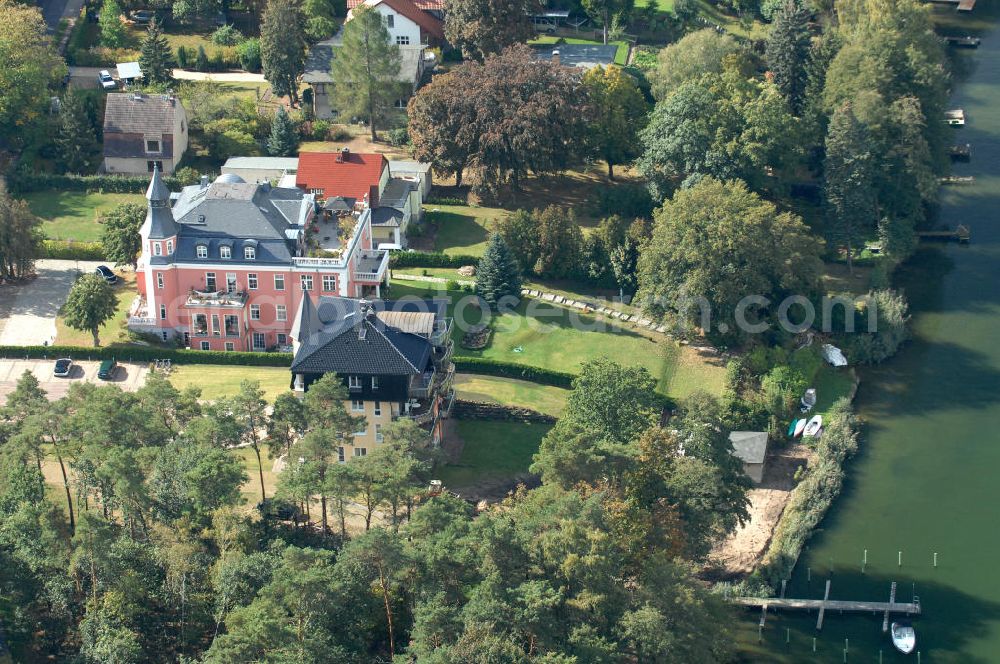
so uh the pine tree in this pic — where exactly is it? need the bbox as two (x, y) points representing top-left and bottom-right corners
(260, 0), (306, 105)
(475, 233), (522, 309)
(266, 105), (298, 156)
(55, 91), (101, 174)
(765, 0), (811, 115)
(824, 102), (875, 275)
(139, 18), (174, 84)
(331, 5), (402, 141)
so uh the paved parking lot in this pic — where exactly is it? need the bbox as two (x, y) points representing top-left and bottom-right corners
(0, 260), (107, 346)
(0, 359), (149, 404)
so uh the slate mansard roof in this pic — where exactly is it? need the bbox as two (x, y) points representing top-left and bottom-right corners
(291, 294), (446, 376)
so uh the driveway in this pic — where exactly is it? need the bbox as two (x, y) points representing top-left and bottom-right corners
(0, 359), (149, 404)
(0, 260), (106, 346)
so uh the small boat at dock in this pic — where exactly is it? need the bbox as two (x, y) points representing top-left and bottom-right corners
(794, 419), (807, 437)
(940, 175), (976, 185)
(946, 35), (981, 48)
(803, 415), (823, 437)
(945, 109), (966, 126)
(948, 143), (971, 161)
(891, 621), (916, 654)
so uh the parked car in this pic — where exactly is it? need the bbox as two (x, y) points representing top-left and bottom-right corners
(95, 265), (119, 284)
(130, 9), (156, 23)
(97, 358), (118, 380)
(98, 70), (117, 91)
(53, 358), (73, 378)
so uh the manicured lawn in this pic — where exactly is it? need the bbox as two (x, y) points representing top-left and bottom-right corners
(55, 271), (138, 346)
(230, 446), (278, 504)
(429, 204), (510, 257)
(388, 282), (728, 401)
(25, 191), (144, 242)
(453, 374), (570, 417)
(167, 365), (292, 402)
(436, 420), (552, 490)
(812, 365), (857, 417)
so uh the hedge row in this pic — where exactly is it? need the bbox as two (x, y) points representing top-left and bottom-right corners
(8, 172), (185, 195)
(453, 357), (575, 388)
(390, 251), (480, 269)
(0, 344), (293, 367)
(425, 196), (466, 206)
(40, 240), (107, 261)
(451, 399), (556, 424)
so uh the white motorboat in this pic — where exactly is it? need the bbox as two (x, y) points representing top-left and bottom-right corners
(891, 621), (916, 654)
(803, 415), (823, 437)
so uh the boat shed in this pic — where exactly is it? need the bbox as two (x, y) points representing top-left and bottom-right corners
(729, 431), (769, 484)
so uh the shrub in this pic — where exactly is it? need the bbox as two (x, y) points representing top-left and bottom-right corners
(176, 45), (189, 68)
(237, 38), (261, 72)
(425, 196), (466, 206)
(592, 183), (655, 219)
(389, 251), (480, 269)
(388, 127), (409, 147)
(0, 344), (293, 366)
(211, 24), (244, 46)
(40, 240), (106, 260)
(844, 289), (910, 365)
(452, 357), (575, 388)
(310, 119), (332, 141)
(195, 45), (209, 72)
(445, 279), (461, 291)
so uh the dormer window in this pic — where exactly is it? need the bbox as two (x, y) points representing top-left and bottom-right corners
(220, 245), (231, 260)
(152, 242), (162, 256)
(166, 239), (173, 254)
(244, 246), (255, 260)
(196, 244), (208, 259)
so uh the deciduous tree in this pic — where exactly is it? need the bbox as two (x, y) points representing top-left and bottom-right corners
(62, 274), (118, 347)
(0, 193), (43, 281)
(582, 0), (635, 44)
(649, 28), (740, 101)
(260, 0), (306, 105)
(443, 0), (542, 61)
(331, 5), (403, 141)
(582, 65), (648, 180)
(99, 202), (145, 269)
(100, 0), (127, 48)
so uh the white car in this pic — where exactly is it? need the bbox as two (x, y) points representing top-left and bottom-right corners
(98, 70), (117, 91)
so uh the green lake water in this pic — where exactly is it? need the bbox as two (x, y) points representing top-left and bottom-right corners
(736, 6), (1000, 662)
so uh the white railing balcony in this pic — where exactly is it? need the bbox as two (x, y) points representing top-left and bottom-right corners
(352, 249), (390, 283)
(293, 255), (347, 269)
(185, 290), (247, 307)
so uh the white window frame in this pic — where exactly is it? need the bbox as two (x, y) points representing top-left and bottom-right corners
(348, 375), (362, 390)
(225, 342), (235, 351)
(301, 274), (313, 291)
(385, 14), (394, 27)
(322, 274), (336, 292)
(338, 446), (345, 463)
(274, 274), (285, 290)
(375, 423), (383, 443)
(220, 245), (232, 260)
(205, 272), (216, 290)
(354, 447), (367, 457)
(374, 401), (381, 416)
(226, 273), (237, 293)
(276, 305), (287, 321)
(166, 239), (173, 254)
(248, 273), (258, 290)
(146, 138), (161, 153)
(200, 341), (210, 350)
(277, 333), (287, 344)
(244, 246), (256, 260)
(396, 35), (410, 46)
(159, 304), (166, 319)
(196, 245), (208, 259)
(252, 332), (266, 350)
(371, 376), (379, 390)
(153, 242), (162, 256)
(351, 399), (365, 412)
(250, 304), (260, 320)
(156, 272), (164, 289)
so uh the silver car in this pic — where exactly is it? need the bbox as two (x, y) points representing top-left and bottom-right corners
(98, 70), (117, 91)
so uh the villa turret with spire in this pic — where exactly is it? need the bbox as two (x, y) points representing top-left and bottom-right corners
(128, 168), (391, 350)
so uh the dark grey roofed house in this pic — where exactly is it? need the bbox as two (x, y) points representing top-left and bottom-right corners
(103, 92), (189, 175)
(729, 431), (769, 484)
(530, 44), (618, 69)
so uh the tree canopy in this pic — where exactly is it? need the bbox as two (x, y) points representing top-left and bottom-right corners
(582, 65), (649, 180)
(99, 202), (146, 269)
(444, 0), (542, 61)
(475, 233), (522, 309)
(649, 28), (740, 101)
(260, 0), (306, 105)
(61, 274), (119, 347)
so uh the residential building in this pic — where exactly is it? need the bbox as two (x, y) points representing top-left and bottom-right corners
(128, 168), (390, 350)
(290, 294), (455, 451)
(303, 0), (443, 119)
(103, 92), (188, 175)
(221, 156), (300, 184)
(729, 431), (769, 484)
(389, 159), (433, 198)
(297, 149), (422, 248)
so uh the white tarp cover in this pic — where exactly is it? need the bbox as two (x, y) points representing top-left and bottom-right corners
(821, 343), (848, 367)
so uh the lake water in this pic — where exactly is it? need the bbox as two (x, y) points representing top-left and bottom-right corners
(737, 5), (1000, 662)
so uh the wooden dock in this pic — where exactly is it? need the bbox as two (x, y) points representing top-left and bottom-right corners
(927, 0), (977, 11)
(946, 36), (981, 48)
(730, 581), (921, 632)
(940, 175), (975, 185)
(917, 224), (971, 243)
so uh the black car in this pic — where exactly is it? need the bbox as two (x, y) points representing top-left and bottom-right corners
(53, 358), (73, 377)
(95, 265), (118, 284)
(97, 358), (118, 380)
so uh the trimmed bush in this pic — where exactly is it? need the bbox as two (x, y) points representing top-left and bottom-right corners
(237, 38), (261, 72)
(40, 240), (106, 261)
(425, 196), (466, 206)
(453, 357), (575, 388)
(211, 24), (244, 46)
(0, 344), (293, 366)
(389, 251), (480, 269)
(8, 172), (185, 195)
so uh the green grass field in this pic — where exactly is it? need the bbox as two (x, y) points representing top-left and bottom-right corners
(453, 374), (570, 417)
(390, 282), (727, 401)
(428, 205), (511, 256)
(436, 420), (552, 490)
(55, 271), (138, 346)
(25, 191), (143, 242)
(167, 365), (292, 402)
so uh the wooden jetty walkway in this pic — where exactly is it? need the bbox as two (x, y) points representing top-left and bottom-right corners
(946, 36), (981, 48)
(927, 0), (977, 12)
(730, 580), (921, 631)
(917, 224), (971, 243)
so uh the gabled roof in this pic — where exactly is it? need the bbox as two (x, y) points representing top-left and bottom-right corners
(348, 0), (445, 40)
(104, 93), (182, 135)
(349, 0), (443, 8)
(296, 151), (388, 206)
(291, 295), (435, 376)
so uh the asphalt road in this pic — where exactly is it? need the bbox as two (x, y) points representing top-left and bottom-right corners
(38, 0), (85, 31)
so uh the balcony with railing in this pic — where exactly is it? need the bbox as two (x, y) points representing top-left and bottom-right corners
(396, 399), (436, 425)
(409, 369), (436, 399)
(184, 289), (248, 308)
(430, 317), (453, 347)
(352, 249), (390, 283)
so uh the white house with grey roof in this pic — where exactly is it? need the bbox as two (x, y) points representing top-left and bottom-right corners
(103, 92), (188, 175)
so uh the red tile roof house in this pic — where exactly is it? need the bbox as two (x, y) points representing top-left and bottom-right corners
(127, 167), (390, 351)
(303, 0), (443, 119)
(296, 149), (423, 249)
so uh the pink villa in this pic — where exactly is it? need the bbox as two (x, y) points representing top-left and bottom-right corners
(128, 168), (390, 351)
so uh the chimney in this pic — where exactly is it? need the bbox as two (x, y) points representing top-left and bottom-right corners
(552, 49), (560, 65)
(337, 146), (350, 163)
(200, 175), (209, 188)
